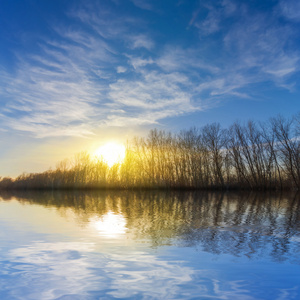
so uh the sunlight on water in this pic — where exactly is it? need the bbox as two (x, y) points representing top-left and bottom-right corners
(89, 211), (127, 238)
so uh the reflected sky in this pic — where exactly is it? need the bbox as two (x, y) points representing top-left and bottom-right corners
(0, 191), (300, 299)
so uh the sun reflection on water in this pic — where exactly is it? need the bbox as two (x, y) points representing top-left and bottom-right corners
(89, 211), (127, 238)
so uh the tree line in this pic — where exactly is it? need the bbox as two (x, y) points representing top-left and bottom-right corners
(0, 113), (299, 190)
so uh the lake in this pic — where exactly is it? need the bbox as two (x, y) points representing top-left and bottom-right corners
(0, 191), (299, 299)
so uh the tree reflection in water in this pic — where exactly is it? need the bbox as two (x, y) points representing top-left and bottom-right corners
(1, 190), (300, 263)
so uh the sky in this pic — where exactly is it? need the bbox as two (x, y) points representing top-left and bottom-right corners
(0, 0), (300, 177)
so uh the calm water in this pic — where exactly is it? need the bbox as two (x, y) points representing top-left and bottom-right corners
(0, 191), (299, 300)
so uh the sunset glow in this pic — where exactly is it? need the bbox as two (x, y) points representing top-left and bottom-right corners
(0, 0), (299, 177)
(94, 142), (126, 167)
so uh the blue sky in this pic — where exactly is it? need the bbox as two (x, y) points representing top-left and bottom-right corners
(0, 0), (300, 176)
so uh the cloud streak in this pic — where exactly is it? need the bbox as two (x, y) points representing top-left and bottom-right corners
(188, 0), (300, 97)
(0, 3), (200, 137)
(0, 0), (299, 138)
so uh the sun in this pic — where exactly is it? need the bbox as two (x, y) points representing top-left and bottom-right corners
(93, 142), (126, 167)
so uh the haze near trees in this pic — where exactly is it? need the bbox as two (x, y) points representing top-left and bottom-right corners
(1, 113), (299, 190)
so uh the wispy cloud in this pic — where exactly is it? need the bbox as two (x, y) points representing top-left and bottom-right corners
(108, 70), (196, 126)
(0, 3), (198, 137)
(129, 34), (154, 50)
(156, 47), (219, 73)
(0, 9), (131, 137)
(198, 7), (221, 35)
(279, 0), (300, 22)
(0, 39), (106, 137)
(189, 0), (237, 35)
(223, 8), (300, 83)
(117, 66), (127, 73)
(187, 0), (300, 97)
(130, 0), (153, 11)
(128, 56), (154, 69)
(69, 4), (129, 40)
(0, 0), (299, 139)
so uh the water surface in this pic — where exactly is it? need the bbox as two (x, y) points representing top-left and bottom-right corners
(0, 191), (299, 299)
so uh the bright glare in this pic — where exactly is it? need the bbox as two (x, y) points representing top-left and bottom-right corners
(89, 212), (127, 238)
(94, 142), (126, 167)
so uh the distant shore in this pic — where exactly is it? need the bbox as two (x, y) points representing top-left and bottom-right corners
(1, 113), (299, 191)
